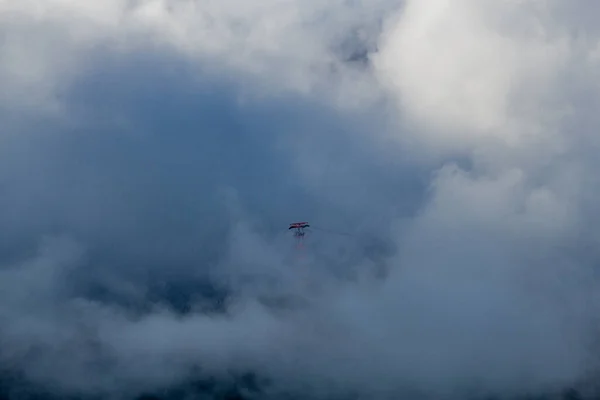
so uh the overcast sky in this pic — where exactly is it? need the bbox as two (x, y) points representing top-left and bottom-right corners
(2, 1), (600, 399)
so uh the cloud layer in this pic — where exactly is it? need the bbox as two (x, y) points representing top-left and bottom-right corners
(2, 1), (600, 399)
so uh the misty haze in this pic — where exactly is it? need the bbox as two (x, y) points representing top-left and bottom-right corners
(1, 1), (600, 400)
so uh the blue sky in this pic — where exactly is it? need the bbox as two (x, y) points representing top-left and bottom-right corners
(1, 1), (600, 399)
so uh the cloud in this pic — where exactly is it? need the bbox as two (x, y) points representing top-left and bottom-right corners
(373, 0), (600, 158)
(1, 1), (600, 400)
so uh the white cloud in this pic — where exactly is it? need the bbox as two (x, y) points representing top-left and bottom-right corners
(0, 0), (392, 114)
(372, 0), (597, 154)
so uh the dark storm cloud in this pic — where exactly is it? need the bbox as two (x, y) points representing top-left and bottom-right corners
(0, 47), (425, 399)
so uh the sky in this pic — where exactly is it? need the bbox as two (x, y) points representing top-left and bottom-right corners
(2, 1), (600, 399)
